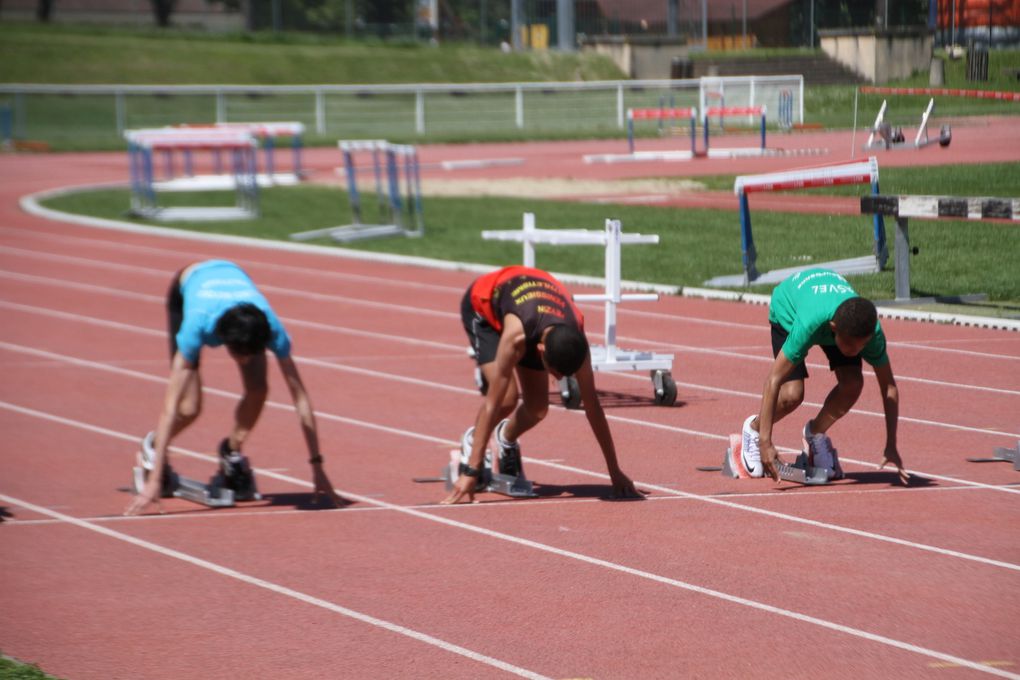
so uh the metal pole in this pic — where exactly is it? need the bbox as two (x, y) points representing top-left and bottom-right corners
(556, 0), (575, 52)
(480, 0), (487, 44)
(810, 0), (814, 48)
(701, 0), (708, 46)
(742, 0), (747, 48)
(512, 0), (524, 50)
(951, 0), (956, 46)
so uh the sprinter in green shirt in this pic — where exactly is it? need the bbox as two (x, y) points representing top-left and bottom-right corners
(740, 268), (909, 484)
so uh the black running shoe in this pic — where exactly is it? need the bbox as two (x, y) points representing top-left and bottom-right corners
(495, 419), (522, 478)
(217, 438), (259, 501)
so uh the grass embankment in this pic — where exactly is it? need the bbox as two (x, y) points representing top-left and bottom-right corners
(0, 23), (624, 85)
(41, 162), (1020, 307)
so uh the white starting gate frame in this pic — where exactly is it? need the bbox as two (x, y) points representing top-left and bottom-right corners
(482, 213), (677, 407)
(126, 127), (259, 221)
(863, 98), (950, 151)
(290, 139), (424, 244)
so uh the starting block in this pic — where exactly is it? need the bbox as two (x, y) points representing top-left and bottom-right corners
(440, 449), (537, 498)
(720, 434), (830, 485)
(132, 464), (238, 507)
(967, 440), (1020, 471)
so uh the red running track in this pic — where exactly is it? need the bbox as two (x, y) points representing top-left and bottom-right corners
(1, 142), (1019, 679)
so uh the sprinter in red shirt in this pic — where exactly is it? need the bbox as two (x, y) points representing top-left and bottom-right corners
(442, 266), (643, 504)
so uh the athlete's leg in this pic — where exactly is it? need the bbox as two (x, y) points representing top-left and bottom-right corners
(774, 379), (805, 423)
(229, 352), (268, 449)
(808, 364), (864, 436)
(479, 361), (518, 422)
(165, 268), (202, 437)
(500, 365), (549, 442)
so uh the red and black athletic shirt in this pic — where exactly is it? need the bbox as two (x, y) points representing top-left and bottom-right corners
(470, 266), (584, 349)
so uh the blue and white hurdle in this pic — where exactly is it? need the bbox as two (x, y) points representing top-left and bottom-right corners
(705, 157), (887, 287)
(128, 122), (304, 191)
(291, 139), (424, 243)
(482, 213), (677, 407)
(126, 128), (259, 221)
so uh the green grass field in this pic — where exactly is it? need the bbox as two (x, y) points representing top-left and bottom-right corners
(2, 24), (1017, 150)
(0, 654), (59, 680)
(40, 161), (1020, 309)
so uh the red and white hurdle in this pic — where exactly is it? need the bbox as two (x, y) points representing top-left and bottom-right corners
(584, 106), (697, 164)
(704, 157), (888, 287)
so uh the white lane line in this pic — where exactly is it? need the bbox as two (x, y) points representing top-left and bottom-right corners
(3, 313), (1020, 494)
(3, 266), (1020, 407)
(3, 296), (1019, 442)
(0, 240), (466, 295)
(5, 235), (1020, 361)
(5, 484), (998, 528)
(0, 491), (551, 680)
(2, 347), (1019, 572)
(1, 404), (1017, 679)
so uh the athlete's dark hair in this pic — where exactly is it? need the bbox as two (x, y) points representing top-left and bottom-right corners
(215, 303), (270, 356)
(543, 325), (589, 376)
(832, 297), (877, 339)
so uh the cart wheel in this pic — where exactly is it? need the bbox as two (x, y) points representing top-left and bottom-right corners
(652, 370), (677, 407)
(559, 376), (582, 409)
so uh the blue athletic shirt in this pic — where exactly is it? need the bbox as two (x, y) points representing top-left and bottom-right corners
(176, 260), (291, 363)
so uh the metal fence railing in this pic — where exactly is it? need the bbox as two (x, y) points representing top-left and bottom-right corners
(0, 76), (804, 148)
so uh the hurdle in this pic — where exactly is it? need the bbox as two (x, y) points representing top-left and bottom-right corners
(863, 98), (951, 151)
(860, 193), (1019, 304)
(626, 107), (697, 156)
(132, 122), (304, 191)
(702, 106), (767, 158)
(126, 128), (259, 221)
(482, 213), (677, 407)
(704, 157), (887, 287)
(583, 106), (697, 164)
(290, 139), (424, 243)
(177, 121), (305, 187)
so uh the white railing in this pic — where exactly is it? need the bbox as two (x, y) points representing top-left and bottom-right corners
(0, 76), (803, 142)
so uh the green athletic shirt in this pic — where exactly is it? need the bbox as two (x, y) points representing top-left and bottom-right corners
(768, 268), (888, 367)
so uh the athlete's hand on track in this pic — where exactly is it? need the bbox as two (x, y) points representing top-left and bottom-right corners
(311, 464), (347, 508)
(759, 442), (782, 482)
(124, 480), (165, 516)
(608, 471), (646, 500)
(441, 475), (478, 504)
(879, 446), (910, 485)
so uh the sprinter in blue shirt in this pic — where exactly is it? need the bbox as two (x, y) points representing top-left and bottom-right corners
(125, 260), (343, 515)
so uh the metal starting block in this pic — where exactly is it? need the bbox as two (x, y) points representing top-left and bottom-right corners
(967, 440), (1020, 471)
(441, 449), (538, 498)
(721, 434), (830, 485)
(132, 465), (237, 508)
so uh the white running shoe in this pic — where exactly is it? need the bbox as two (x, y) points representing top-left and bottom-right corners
(741, 415), (764, 478)
(803, 422), (844, 480)
(459, 426), (474, 465)
(458, 425), (492, 478)
(139, 431), (157, 471)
